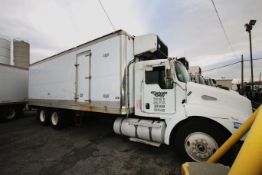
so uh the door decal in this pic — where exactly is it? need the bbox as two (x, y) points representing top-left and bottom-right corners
(151, 91), (167, 112)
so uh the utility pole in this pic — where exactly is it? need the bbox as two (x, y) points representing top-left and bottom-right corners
(241, 54), (244, 89)
(245, 19), (256, 91)
(248, 29), (253, 90)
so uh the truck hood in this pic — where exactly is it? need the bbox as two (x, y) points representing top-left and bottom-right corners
(185, 82), (252, 123)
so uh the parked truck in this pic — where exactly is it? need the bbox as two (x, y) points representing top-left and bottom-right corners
(0, 63), (28, 120)
(28, 30), (252, 162)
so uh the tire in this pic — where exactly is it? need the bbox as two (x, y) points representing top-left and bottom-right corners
(37, 109), (50, 126)
(50, 110), (67, 129)
(174, 118), (230, 163)
(4, 108), (17, 120)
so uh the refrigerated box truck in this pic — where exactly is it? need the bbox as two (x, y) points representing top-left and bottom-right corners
(0, 63), (28, 120)
(28, 30), (252, 162)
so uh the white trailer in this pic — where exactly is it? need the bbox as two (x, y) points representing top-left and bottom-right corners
(0, 63), (28, 120)
(29, 30), (252, 162)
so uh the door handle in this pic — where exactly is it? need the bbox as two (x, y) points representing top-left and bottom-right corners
(145, 103), (150, 109)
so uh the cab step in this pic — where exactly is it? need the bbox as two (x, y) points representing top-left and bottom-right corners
(129, 137), (161, 147)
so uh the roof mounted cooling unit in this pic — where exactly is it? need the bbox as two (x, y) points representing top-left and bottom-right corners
(134, 34), (168, 60)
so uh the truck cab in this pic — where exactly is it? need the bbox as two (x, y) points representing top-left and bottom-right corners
(115, 53), (252, 162)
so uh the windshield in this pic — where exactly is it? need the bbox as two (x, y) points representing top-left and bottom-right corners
(175, 62), (191, 83)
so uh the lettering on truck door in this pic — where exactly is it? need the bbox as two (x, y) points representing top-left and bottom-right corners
(142, 66), (175, 114)
(76, 51), (91, 103)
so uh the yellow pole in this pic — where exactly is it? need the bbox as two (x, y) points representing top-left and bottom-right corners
(228, 107), (262, 175)
(181, 163), (190, 175)
(207, 107), (260, 163)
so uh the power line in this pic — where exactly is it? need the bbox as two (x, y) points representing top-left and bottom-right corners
(98, 0), (116, 31)
(210, 0), (238, 59)
(203, 57), (262, 72)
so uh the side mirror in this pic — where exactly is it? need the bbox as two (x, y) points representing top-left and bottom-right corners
(165, 68), (174, 89)
(165, 68), (172, 79)
(165, 61), (172, 79)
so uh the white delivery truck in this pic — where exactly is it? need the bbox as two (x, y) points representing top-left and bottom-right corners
(28, 30), (252, 162)
(0, 63), (28, 120)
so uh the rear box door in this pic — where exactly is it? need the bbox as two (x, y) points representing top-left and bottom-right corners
(76, 51), (91, 103)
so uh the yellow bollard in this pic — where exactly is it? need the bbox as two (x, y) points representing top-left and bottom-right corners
(181, 163), (190, 175)
(228, 107), (262, 175)
(207, 106), (260, 163)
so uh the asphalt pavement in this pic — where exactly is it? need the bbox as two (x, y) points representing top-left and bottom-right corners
(0, 112), (182, 175)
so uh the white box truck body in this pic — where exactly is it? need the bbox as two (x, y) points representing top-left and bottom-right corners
(29, 30), (252, 162)
(29, 31), (134, 114)
(0, 63), (28, 120)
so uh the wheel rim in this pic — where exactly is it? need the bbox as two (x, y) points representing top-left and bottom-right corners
(184, 132), (218, 162)
(6, 109), (16, 120)
(51, 112), (59, 126)
(39, 110), (46, 122)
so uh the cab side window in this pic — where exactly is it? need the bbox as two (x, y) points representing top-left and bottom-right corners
(145, 66), (173, 89)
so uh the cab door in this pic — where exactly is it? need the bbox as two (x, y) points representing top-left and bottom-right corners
(142, 65), (175, 114)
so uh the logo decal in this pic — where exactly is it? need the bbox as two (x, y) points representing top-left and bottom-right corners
(151, 91), (167, 97)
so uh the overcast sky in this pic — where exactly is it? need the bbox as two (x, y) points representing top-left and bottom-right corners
(0, 0), (261, 82)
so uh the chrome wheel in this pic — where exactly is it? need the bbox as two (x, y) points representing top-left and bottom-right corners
(39, 110), (46, 122)
(184, 132), (218, 162)
(51, 112), (59, 126)
(38, 109), (50, 126)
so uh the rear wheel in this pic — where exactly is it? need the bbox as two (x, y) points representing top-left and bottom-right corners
(174, 118), (230, 163)
(37, 109), (50, 126)
(4, 108), (16, 120)
(50, 110), (67, 129)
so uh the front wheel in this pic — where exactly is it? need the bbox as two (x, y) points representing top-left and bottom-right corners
(174, 119), (230, 162)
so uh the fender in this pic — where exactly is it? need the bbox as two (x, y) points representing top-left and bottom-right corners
(164, 109), (187, 145)
(163, 103), (248, 145)
(185, 103), (249, 133)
